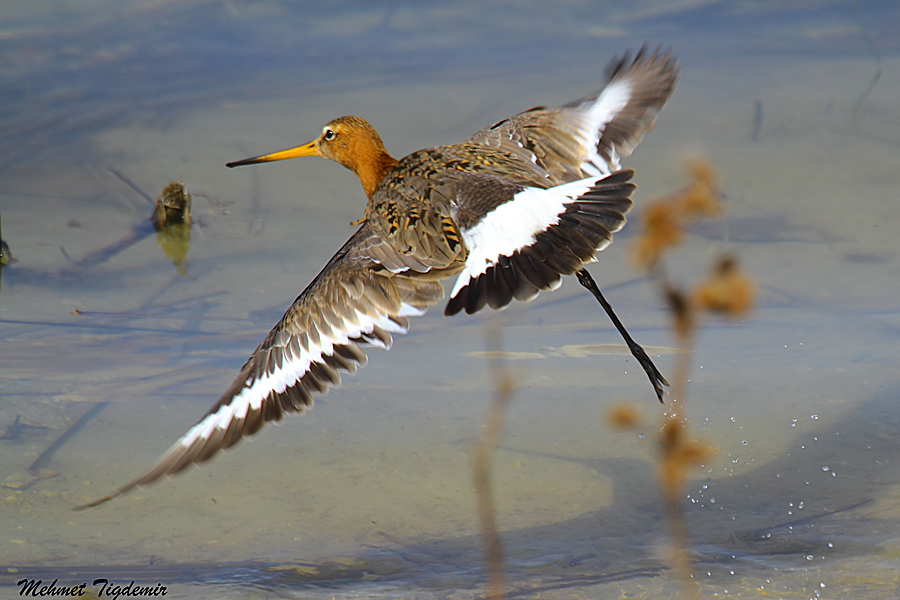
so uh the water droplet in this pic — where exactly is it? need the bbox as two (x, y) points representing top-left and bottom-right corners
(811, 414), (819, 420)
(822, 466), (830, 472)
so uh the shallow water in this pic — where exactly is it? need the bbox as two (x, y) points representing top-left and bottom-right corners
(2, 1), (900, 598)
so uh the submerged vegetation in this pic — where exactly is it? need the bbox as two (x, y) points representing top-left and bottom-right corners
(68, 179), (192, 273)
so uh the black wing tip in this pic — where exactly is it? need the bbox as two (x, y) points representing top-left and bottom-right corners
(72, 498), (109, 511)
(599, 46), (680, 111)
(607, 45), (679, 76)
(445, 294), (464, 316)
(72, 485), (133, 511)
(593, 169), (635, 188)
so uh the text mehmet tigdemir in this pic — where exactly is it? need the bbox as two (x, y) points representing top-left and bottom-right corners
(17, 578), (167, 598)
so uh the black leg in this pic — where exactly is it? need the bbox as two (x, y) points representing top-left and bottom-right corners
(576, 269), (668, 403)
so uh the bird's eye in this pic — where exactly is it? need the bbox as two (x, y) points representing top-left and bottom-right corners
(323, 129), (335, 141)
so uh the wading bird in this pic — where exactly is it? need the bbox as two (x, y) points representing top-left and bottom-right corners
(77, 47), (677, 509)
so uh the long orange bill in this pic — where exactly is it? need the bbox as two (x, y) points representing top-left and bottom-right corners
(226, 139), (319, 168)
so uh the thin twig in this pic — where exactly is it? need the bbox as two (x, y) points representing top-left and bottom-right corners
(851, 0), (882, 132)
(652, 279), (702, 600)
(28, 402), (110, 473)
(473, 318), (513, 600)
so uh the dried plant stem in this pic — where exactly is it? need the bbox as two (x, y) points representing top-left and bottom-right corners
(647, 275), (701, 599)
(473, 321), (513, 600)
(661, 330), (701, 600)
(667, 331), (694, 420)
(661, 489), (700, 600)
(630, 159), (751, 599)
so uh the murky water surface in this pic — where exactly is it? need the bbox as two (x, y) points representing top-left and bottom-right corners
(2, 1), (899, 598)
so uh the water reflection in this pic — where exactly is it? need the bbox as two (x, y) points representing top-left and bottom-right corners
(2, 384), (898, 597)
(1, 1), (899, 599)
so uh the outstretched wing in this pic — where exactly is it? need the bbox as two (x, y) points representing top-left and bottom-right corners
(76, 223), (445, 509)
(466, 46), (678, 185)
(446, 169), (635, 315)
